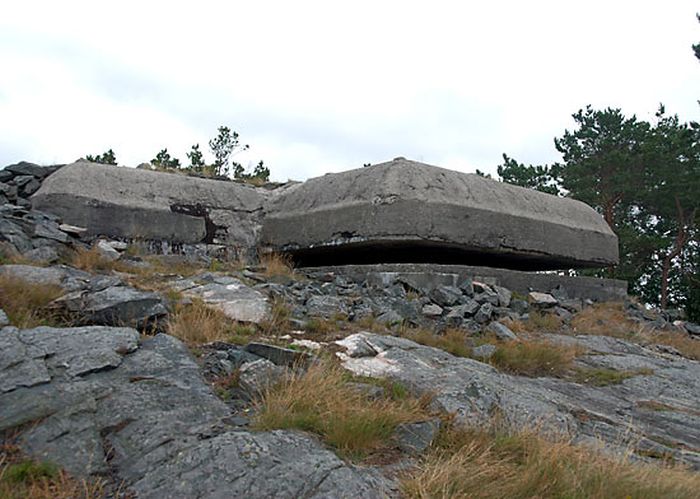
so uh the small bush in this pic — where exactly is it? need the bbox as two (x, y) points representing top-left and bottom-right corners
(0, 274), (64, 328)
(490, 339), (580, 377)
(401, 423), (700, 499)
(254, 362), (430, 460)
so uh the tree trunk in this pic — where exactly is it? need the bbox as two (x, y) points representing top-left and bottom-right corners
(660, 255), (673, 309)
(660, 199), (695, 309)
(602, 193), (622, 231)
(602, 193), (623, 278)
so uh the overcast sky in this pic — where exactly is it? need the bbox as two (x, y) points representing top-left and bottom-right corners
(1, 1), (699, 181)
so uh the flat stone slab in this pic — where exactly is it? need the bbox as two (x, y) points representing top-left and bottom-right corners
(262, 158), (618, 270)
(32, 160), (268, 247)
(0, 327), (394, 497)
(172, 273), (270, 324)
(336, 332), (700, 468)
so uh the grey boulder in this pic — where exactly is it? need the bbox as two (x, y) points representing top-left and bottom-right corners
(59, 285), (168, 330)
(486, 321), (518, 341)
(0, 327), (395, 497)
(393, 419), (441, 455)
(172, 273), (270, 324)
(336, 332), (700, 468)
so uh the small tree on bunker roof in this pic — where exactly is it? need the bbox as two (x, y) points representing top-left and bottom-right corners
(84, 149), (117, 165)
(151, 148), (181, 170)
(186, 144), (206, 172)
(247, 160), (270, 182)
(208, 126), (249, 177)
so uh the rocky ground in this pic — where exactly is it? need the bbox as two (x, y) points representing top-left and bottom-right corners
(1, 202), (700, 497)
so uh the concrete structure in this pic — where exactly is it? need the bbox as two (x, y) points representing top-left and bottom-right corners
(262, 157), (619, 270)
(29, 157), (620, 277)
(303, 263), (627, 302)
(32, 160), (268, 247)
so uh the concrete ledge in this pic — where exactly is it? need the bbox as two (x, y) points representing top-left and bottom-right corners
(302, 263), (627, 302)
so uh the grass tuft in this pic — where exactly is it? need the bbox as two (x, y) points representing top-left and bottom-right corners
(258, 298), (291, 336)
(646, 329), (700, 361)
(572, 303), (700, 361)
(490, 339), (580, 377)
(3, 460), (59, 484)
(167, 299), (254, 345)
(507, 311), (563, 334)
(254, 362), (430, 460)
(70, 247), (116, 273)
(0, 444), (105, 499)
(571, 302), (638, 338)
(0, 274), (65, 328)
(572, 367), (654, 386)
(400, 327), (472, 358)
(259, 251), (296, 279)
(401, 423), (700, 499)
(353, 314), (387, 333)
(304, 317), (335, 336)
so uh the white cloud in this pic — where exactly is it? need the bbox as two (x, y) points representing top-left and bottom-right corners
(1, 1), (699, 180)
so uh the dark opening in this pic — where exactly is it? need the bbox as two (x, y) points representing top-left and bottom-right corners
(286, 240), (591, 271)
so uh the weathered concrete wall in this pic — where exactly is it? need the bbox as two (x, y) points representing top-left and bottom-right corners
(32, 161), (269, 247)
(262, 158), (619, 270)
(304, 264), (628, 302)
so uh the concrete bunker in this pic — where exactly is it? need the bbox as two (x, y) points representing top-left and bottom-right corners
(32, 160), (268, 248)
(262, 157), (619, 271)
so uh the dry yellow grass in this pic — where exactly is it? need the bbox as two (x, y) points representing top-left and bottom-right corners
(571, 302), (638, 337)
(402, 423), (700, 499)
(645, 329), (700, 361)
(258, 251), (296, 278)
(0, 274), (64, 328)
(506, 311), (563, 334)
(490, 339), (581, 377)
(167, 299), (254, 345)
(70, 247), (117, 273)
(254, 361), (430, 459)
(258, 297), (292, 336)
(353, 314), (388, 333)
(0, 243), (33, 266)
(571, 302), (700, 361)
(303, 317), (336, 336)
(400, 327), (472, 358)
(0, 444), (106, 499)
